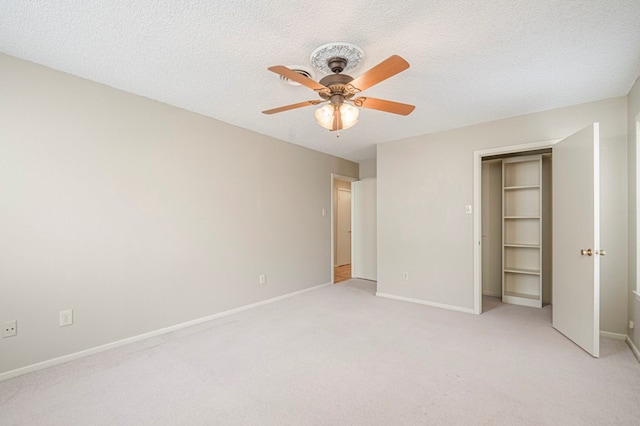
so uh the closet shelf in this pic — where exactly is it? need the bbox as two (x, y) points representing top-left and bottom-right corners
(502, 154), (543, 308)
(504, 216), (540, 220)
(504, 267), (541, 275)
(503, 185), (540, 190)
(503, 291), (541, 301)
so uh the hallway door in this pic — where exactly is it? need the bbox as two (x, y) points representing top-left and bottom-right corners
(336, 188), (352, 266)
(352, 178), (377, 280)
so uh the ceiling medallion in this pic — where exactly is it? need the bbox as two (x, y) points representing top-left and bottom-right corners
(310, 42), (364, 74)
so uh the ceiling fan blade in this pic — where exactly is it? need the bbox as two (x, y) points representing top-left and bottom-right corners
(262, 100), (322, 115)
(353, 97), (415, 116)
(331, 106), (342, 132)
(347, 55), (410, 93)
(267, 65), (328, 92)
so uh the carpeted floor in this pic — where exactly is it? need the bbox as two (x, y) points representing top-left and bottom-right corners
(1, 279), (639, 425)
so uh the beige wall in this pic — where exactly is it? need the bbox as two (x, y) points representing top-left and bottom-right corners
(359, 159), (377, 178)
(628, 75), (640, 348)
(481, 159), (502, 297)
(378, 97), (628, 333)
(0, 54), (358, 374)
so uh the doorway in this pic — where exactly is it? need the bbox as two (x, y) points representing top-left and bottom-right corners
(481, 151), (552, 308)
(473, 124), (602, 357)
(332, 175), (355, 283)
(473, 140), (558, 313)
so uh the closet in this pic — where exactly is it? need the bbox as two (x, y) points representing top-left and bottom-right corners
(481, 151), (552, 307)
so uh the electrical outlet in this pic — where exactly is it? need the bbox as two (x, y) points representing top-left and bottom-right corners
(465, 205), (473, 214)
(59, 309), (73, 327)
(322, 208), (326, 217)
(3, 320), (17, 338)
(630, 320), (635, 329)
(259, 274), (266, 285)
(402, 272), (409, 281)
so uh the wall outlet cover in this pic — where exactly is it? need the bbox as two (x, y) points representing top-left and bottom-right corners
(3, 320), (17, 338)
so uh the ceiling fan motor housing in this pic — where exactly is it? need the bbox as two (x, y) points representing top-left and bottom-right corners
(327, 57), (347, 73)
(318, 73), (356, 101)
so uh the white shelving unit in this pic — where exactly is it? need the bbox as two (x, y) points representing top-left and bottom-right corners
(502, 155), (543, 308)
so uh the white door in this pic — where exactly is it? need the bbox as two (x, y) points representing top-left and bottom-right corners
(336, 188), (352, 266)
(553, 123), (600, 357)
(352, 179), (377, 280)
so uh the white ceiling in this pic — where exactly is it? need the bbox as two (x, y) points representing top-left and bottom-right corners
(2, 1), (640, 162)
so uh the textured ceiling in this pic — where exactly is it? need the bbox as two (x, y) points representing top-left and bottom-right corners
(2, 1), (640, 162)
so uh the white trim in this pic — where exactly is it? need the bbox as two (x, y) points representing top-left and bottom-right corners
(0, 282), (332, 382)
(627, 336), (640, 363)
(600, 331), (626, 340)
(636, 118), (640, 295)
(473, 139), (560, 315)
(376, 292), (475, 314)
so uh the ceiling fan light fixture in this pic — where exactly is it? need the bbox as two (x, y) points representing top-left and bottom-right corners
(315, 104), (335, 129)
(264, 54), (413, 132)
(315, 103), (359, 131)
(339, 103), (359, 129)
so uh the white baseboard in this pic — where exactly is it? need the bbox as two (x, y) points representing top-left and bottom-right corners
(376, 292), (475, 314)
(600, 331), (627, 340)
(627, 336), (640, 362)
(0, 282), (332, 382)
(599, 332), (640, 363)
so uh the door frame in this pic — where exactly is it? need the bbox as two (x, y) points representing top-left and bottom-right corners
(331, 174), (357, 283)
(472, 139), (559, 314)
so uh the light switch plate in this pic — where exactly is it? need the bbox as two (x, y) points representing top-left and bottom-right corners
(59, 309), (73, 327)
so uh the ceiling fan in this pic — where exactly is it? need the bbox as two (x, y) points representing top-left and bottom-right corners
(262, 45), (415, 132)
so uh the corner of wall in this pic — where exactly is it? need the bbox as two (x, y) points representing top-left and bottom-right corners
(626, 72), (640, 349)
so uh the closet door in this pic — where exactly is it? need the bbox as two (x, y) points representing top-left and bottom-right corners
(502, 155), (542, 308)
(552, 123), (600, 358)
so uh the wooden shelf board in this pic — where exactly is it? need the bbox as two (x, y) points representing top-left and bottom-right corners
(504, 268), (540, 275)
(503, 185), (540, 190)
(503, 291), (540, 300)
(504, 216), (540, 220)
(502, 293), (542, 308)
(503, 243), (540, 248)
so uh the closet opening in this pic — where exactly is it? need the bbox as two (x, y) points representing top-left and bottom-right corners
(481, 149), (553, 311)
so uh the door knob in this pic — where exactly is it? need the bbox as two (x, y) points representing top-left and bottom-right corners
(596, 249), (606, 256)
(580, 249), (593, 256)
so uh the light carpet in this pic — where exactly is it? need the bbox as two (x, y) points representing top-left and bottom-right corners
(1, 279), (639, 425)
